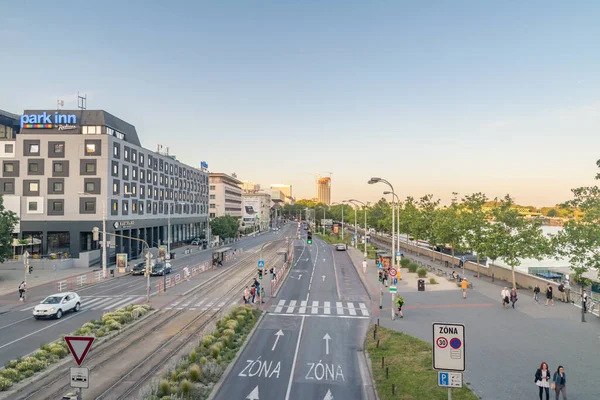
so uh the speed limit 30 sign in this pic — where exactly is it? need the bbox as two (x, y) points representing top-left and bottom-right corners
(432, 323), (465, 371)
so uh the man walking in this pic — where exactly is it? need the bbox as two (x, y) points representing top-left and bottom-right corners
(461, 278), (468, 299)
(18, 281), (26, 301)
(395, 295), (404, 319)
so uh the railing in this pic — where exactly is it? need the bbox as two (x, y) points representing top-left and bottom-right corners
(55, 270), (104, 292)
(569, 290), (600, 318)
(157, 261), (211, 292)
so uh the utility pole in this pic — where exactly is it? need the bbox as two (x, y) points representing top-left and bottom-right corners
(101, 200), (107, 279)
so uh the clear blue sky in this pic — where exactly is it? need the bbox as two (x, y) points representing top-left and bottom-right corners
(3, 1), (600, 206)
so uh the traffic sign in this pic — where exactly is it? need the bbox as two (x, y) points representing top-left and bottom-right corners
(396, 251), (401, 257)
(438, 371), (463, 388)
(70, 367), (89, 388)
(258, 260), (265, 268)
(64, 336), (95, 366)
(389, 286), (397, 293)
(377, 263), (383, 270)
(432, 323), (465, 371)
(389, 268), (397, 277)
(461, 256), (466, 262)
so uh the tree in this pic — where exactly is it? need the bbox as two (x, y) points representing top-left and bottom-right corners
(0, 196), (19, 263)
(433, 193), (465, 265)
(461, 192), (491, 278)
(210, 215), (239, 239)
(410, 195), (439, 257)
(488, 195), (549, 289)
(546, 208), (557, 217)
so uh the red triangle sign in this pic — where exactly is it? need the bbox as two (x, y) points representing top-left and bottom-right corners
(64, 336), (95, 366)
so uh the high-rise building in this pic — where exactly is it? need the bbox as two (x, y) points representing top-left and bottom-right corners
(317, 177), (331, 205)
(270, 183), (292, 198)
(209, 173), (243, 219)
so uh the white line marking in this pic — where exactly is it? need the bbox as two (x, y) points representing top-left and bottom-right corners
(347, 302), (357, 316)
(189, 308), (196, 311)
(359, 303), (369, 316)
(285, 315), (305, 400)
(194, 299), (207, 307)
(336, 301), (344, 315)
(311, 301), (319, 314)
(299, 300), (307, 314)
(324, 301), (331, 314)
(103, 296), (135, 310)
(286, 300), (296, 313)
(19, 305), (37, 311)
(86, 298), (116, 310)
(274, 299), (286, 313)
(0, 311), (85, 350)
(218, 301), (225, 307)
(308, 283), (312, 291)
(273, 313), (369, 320)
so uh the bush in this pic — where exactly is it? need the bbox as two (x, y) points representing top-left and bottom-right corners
(0, 377), (12, 391)
(429, 278), (438, 284)
(408, 263), (419, 273)
(189, 364), (201, 382)
(209, 342), (223, 359)
(158, 379), (170, 397)
(96, 329), (106, 337)
(180, 379), (192, 394)
(226, 320), (239, 332)
(400, 258), (411, 268)
(82, 322), (96, 330)
(189, 350), (198, 363)
(49, 345), (68, 358)
(4, 360), (18, 369)
(417, 268), (427, 278)
(106, 320), (122, 331)
(33, 350), (49, 361)
(222, 328), (235, 338)
(0, 368), (19, 381)
(202, 335), (216, 346)
(17, 361), (33, 372)
(102, 313), (117, 323)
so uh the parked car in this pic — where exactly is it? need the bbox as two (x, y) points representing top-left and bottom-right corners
(335, 243), (347, 251)
(132, 262), (147, 275)
(151, 263), (172, 276)
(191, 239), (201, 246)
(33, 292), (81, 319)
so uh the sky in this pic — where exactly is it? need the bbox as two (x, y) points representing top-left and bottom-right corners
(2, 1), (600, 207)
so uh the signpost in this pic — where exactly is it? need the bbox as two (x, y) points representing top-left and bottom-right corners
(432, 323), (465, 400)
(64, 336), (95, 399)
(461, 256), (466, 277)
(258, 260), (265, 268)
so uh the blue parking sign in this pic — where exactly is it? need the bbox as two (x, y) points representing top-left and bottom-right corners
(438, 372), (449, 386)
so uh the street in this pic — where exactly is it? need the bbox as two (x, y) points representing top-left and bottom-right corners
(213, 234), (372, 400)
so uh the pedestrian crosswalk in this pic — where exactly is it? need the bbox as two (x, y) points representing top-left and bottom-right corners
(18, 296), (146, 312)
(164, 297), (240, 311)
(272, 300), (370, 317)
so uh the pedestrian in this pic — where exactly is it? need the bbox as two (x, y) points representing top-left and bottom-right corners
(183, 265), (190, 281)
(583, 290), (589, 313)
(545, 283), (554, 306)
(461, 278), (468, 299)
(395, 295), (404, 318)
(501, 287), (510, 309)
(243, 286), (250, 304)
(535, 361), (551, 400)
(362, 259), (367, 274)
(552, 365), (567, 399)
(510, 287), (518, 309)
(383, 270), (388, 287)
(269, 267), (275, 280)
(558, 282), (566, 302)
(533, 284), (541, 303)
(18, 281), (26, 301)
(250, 285), (256, 303)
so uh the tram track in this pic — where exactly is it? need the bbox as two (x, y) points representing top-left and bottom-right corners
(13, 239), (286, 400)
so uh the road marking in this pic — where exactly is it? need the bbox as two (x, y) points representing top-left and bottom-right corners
(218, 301), (225, 307)
(359, 303), (369, 316)
(299, 300), (307, 314)
(275, 299), (285, 313)
(308, 283), (312, 291)
(324, 301), (331, 315)
(103, 296), (135, 310)
(81, 297), (108, 308)
(274, 313), (369, 320)
(194, 299), (207, 307)
(189, 308), (196, 311)
(347, 302), (357, 316)
(336, 302), (344, 315)
(285, 315), (305, 400)
(86, 298), (117, 310)
(311, 301), (319, 314)
(203, 302), (214, 310)
(0, 315), (34, 331)
(230, 300), (239, 307)
(286, 300), (296, 313)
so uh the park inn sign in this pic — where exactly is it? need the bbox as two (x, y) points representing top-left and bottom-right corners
(21, 112), (77, 129)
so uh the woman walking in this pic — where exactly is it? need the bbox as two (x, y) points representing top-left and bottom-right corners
(510, 287), (518, 309)
(501, 287), (510, 309)
(545, 283), (554, 306)
(552, 366), (567, 399)
(533, 284), (540, 303)
(535, 361), (551, 400)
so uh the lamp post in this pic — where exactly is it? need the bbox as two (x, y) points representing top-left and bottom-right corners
(384, 190), (401, 279)
(349, 199), (368, 257)
(369, 178), (397, 270)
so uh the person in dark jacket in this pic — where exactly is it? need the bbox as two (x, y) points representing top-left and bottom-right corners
(553, 365), (567, 399)
(510, 287), (518, 309)
(535, 361), (551, 400)
(545, 283), (554, 306)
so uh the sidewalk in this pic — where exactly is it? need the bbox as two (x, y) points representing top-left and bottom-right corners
(346, 245), (600, 400)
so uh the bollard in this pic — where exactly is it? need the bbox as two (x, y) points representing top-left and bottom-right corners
(392, 384), (395, 394)
(492, 272), (495, 283)
(381, 356), (384, 368)
(373, 329), (376, 340)
(386, 367), (388, 379)
(377, 318), (380, 326)
(377, 339), (380, 348)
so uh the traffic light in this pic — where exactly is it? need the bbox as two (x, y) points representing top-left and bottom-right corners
(92, 227), (99, 241)
(28, 265), (33, 274)
(258, 269), (263, 280)
(307, 231), (312, 244)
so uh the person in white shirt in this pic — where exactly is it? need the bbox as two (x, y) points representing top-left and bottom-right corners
(362, 259), (367, 274)
(501, 287), (510, 309)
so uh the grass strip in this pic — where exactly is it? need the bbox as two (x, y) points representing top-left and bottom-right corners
(366, 325), (478, 400)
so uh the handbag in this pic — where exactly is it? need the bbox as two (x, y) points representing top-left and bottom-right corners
(551, 382), (556, 390)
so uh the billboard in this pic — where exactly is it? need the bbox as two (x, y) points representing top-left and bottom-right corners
(116, 253), (128, 273)
(333, 224), (339, 234)
(243, 198), (261, 223)
(321, 219), (333, 227)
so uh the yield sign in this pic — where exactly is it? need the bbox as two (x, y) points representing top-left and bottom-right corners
(64, 336), (95, 366)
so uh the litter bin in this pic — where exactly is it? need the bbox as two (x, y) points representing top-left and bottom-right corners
(170, 252), (176, 260)
(418, 279), (425, 291)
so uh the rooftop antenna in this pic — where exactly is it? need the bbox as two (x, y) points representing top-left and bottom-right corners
(77, 92), (87, 110)
(57, 100), (64, 110)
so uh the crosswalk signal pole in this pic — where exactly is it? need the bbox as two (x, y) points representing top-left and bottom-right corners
(391, 292), (395, 321)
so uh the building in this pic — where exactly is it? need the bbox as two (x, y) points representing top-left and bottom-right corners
(240, 180), (260, 193)
(242, 192), (271, 232)
(317, 177), (331, 205)
(1, 109), (209, 263)
(284, 196), (295, 205)
(209, 173), (243, 219)
(270, 183), (292, 198)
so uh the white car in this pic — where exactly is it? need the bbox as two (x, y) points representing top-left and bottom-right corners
(33, 292), (81, 320)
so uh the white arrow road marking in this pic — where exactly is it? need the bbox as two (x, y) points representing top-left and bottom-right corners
(322, 275), (326, 281)
(272, 329), (284, 351)
(323, 389), (334, 400)
(247, 385), (259, 400)
(323, 333), (331, 355)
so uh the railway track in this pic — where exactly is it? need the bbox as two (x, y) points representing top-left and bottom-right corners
(14, 239), (286, 400)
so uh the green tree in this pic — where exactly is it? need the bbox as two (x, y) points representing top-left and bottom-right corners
(410, 195), (439, 257)
(489, 195), (549, 288)
(461, 192), (491, 278)
(210, 215), (239, 239)
(433, 193), (465, 265)
(0, 196), (19, 263)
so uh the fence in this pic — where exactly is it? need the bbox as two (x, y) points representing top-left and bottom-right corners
(55, 270), (105, 292)
(157, 261), (211, 292)
(270, 245), (294, 295)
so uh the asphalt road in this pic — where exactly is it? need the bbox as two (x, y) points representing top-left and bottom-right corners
(0, 226), (294, 367)
(214, 234), (372, 400)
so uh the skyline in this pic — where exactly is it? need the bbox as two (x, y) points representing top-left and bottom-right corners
(3, 1), (600, 206)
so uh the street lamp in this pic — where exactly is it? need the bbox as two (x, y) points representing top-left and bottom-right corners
(369, 178), (397, 270)
(332, 202), (345, 242)
(384, 190), (401, 267)
(349, 199), (368, 257)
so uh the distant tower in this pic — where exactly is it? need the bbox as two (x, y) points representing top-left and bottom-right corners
(317, 177), (331, 205)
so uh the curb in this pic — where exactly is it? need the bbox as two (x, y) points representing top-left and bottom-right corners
(0, 307), (159, 399)
(207, 310), (266, 400)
